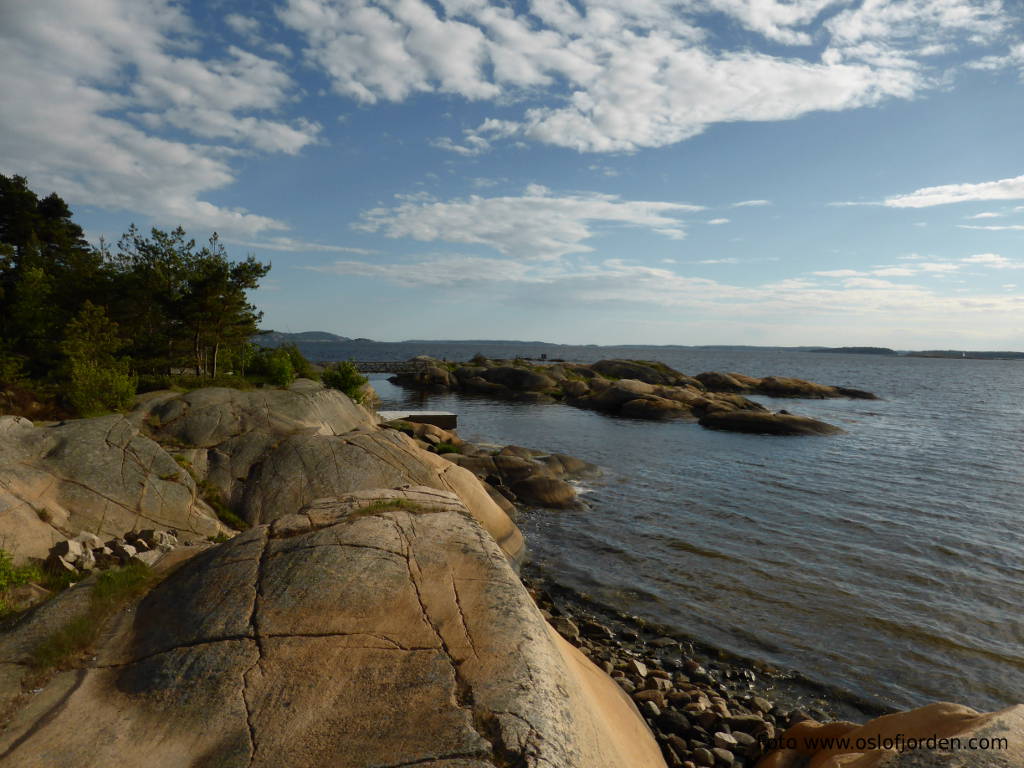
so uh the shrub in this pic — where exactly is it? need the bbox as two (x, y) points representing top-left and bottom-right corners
(248, 347), (295, 386)
(65, 361), (137, 417)
(435, 441), (460, 454)
(279, 343), (318, 380)
(321, 360), (368, 403)
(60, 301), (137, 416)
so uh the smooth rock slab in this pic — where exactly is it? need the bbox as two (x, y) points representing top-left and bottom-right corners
(0, 415), (223, 563)
(0, 488), (664, 768)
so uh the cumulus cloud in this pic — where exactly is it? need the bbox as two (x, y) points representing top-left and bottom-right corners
(279, 0), (986, 153)
(354, 188), (704, 259)
(885, 174), (1024, 207)
(708, 218), (730, 225)
(961, 252), (1024, 268)
(0, 0), (317, 236)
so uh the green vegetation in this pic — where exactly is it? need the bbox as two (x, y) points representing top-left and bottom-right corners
(197, 480), (249, 531)
(321, 360), (368, 402)
(434, 441), (460, 454)
(31, 562), (156, 671)
(348, 498), (427, 520)
(0, 549), (45, 615)
(0, 174), (272, 418)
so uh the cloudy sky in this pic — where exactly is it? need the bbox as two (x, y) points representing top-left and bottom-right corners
(2, 0), (1023, 347)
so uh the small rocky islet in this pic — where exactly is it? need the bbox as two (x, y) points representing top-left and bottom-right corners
(0, 378), (1020, 767)
(390, 356), (879, 436)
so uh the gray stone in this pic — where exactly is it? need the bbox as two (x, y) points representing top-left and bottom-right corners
(714, 732), (738, 750)
(52, 539), (83, 559)
(693, 747), (715, 766)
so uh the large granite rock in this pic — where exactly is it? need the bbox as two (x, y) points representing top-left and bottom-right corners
(131, 382), (527, 558)
(133, 379), (373, 448)
(0, 488), (665, 768)
(238, 429), (524, 559)
(759, 702), (1024, 768)
(0, 414), (224, 563)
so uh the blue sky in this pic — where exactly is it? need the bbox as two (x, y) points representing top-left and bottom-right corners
(2, 0), (1023, 347)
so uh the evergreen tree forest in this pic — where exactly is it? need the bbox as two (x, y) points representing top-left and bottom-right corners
(0, 174), (278, 417)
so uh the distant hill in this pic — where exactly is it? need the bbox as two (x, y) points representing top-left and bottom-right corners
(811, 347), (898, 355)
(906, 350), (1024, 360)
(254, 331), (361, 346)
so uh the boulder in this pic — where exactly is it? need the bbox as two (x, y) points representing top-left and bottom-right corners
(133, 381), (374, 449)
(619, 396), (693, 421)
(481, 366), (557, 392)
(695, 372), (752, 393)
(591, 359), (696, 387)
(237, 429), (524, 560)
(0, 488), (665, 768)
(510, 476), (578, 508)
(0, 415), (224, 563)
(758, 702), (1024, 768)
(699, 411), (844, 436)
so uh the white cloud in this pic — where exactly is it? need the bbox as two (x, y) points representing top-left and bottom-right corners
(225, 13), (261, 38)
(0, 0), (317, 236)
(885, 174), (1024, 207)
(281, 0), (946, 153)
(961, 252), (1024, 268)
(958, 224), (1024, 231)
(699, 258), (739, 264)
(732, 199), (772, 207)
(354, 189), (704, 259)
(813, 269), (865, 277)
(966, 211), (1002, 218)
(872, 266), (916, 276)
(307, 250), (1024, 344)
(305, 254), (545, 285)
(708, 218), (730, 225)
(825, 0), (1007, 50)
(226, 237), (378, 254)
(966, 42), (1024, 71)
(917, 261), (960, 272)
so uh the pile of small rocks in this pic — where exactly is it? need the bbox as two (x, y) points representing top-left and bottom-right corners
(46, 529), (180, 576)
(530, 584), (828, 768)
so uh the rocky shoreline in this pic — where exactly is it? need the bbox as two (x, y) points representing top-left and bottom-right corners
(390, 356), (877, 435)
(0, 379), (1019, 767)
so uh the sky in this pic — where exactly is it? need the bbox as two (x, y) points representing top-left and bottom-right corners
(2, 0), (1023, 348)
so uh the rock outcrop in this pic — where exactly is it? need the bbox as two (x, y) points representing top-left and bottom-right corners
(699, 410), (844, 436)
(390, 358), (873, 434)
(0, 488), (665, 768)
(133, 381), (524, 560)
(695, 373), (878, 401)
(0, 414), (224, 563)
(758, 702), (1024, 768)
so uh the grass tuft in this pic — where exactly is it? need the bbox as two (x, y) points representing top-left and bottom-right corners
(31, 562), (157, 671)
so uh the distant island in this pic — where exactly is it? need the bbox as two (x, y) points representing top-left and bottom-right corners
(254, 332), (1024, 361)
(811, 347), (898, 355)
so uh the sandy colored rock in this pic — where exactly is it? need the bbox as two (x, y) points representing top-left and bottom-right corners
(237, 429), (523, 560)
(0, 415), (224, 563)
(0, 488), (665, 768)
(758, 702), (1024, 768)
(134, 380), (373, 448)
(510, 476), (578, 508)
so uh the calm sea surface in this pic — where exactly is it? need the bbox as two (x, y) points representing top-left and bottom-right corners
(309, 342), (1024, 713)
